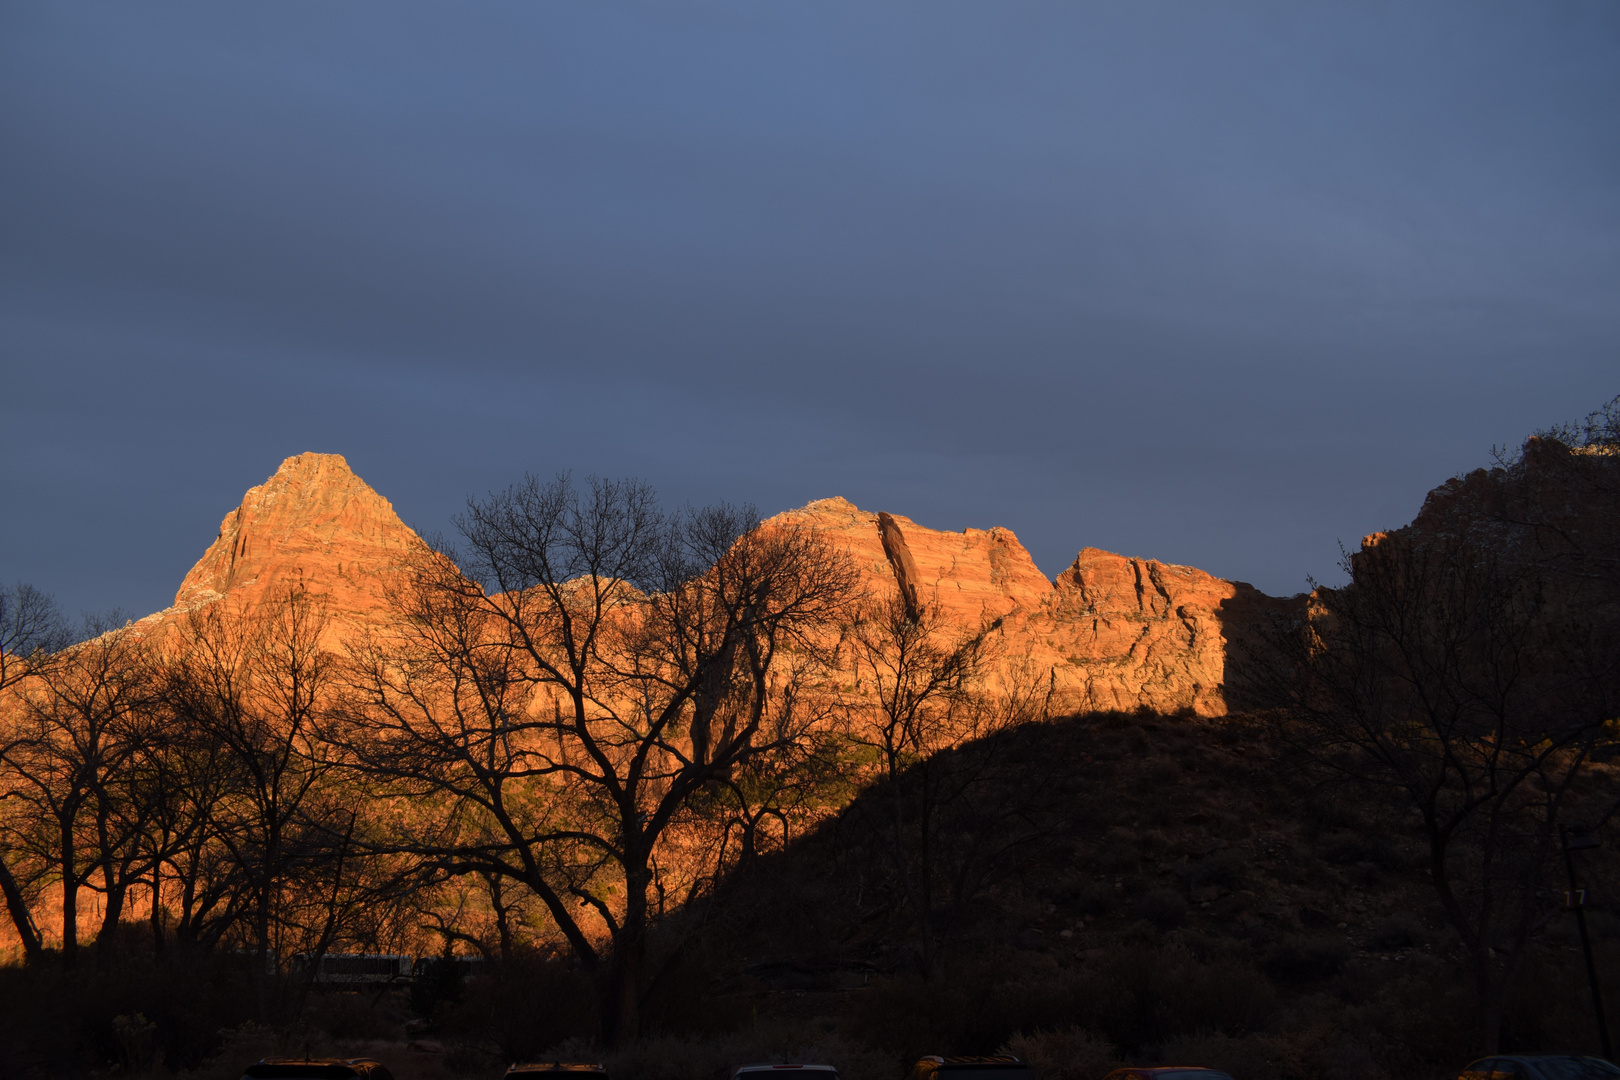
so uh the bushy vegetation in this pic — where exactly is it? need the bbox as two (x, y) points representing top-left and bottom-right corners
(0, 708), (1615, 1077)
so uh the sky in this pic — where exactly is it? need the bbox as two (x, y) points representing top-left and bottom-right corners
(2, 2), (1617, 618)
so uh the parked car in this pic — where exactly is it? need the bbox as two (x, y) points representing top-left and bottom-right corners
(906, 1056), (1034, 1080)
(733, 1063), (840, 1080)
(1101, 1070), (1234, 1080)
(1458, 1057), (1620, 1080)
(241, 1058), (394, 1080)
(505, 1063), (610, 1080)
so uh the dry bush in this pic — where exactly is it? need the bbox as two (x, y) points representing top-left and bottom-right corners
(175, 1022), (291, 1080)
(1260, 934), (1348, 984)
(1065, 881), (1117, 917)
(316, 992), (406, 1041)
(1187, 850), (1246, 890)
(1000, 1026), (1122, 1080)
(1368, 914), (1428, 950)
(850, 951), (1079, 1055)
(1156, 1028), (1387, 1080)
(437, 958), (600, 1060)
(504, 1027), (898, 1080)
(1070, 945), (1278, 1055)
(1138, 888), (1188, 931)
(0, 951), (264, 1073)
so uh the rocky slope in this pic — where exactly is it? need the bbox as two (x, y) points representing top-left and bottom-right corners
(139, 457), (1289, 716)
(1356, 434), (1620, 584)
(774, 498), (1285, 716)
(156, 452), (432, 645)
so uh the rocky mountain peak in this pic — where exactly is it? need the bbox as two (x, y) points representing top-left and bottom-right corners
(171, 453), (429, 633)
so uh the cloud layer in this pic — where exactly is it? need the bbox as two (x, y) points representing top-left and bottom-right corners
(3, 3), (1617, 615)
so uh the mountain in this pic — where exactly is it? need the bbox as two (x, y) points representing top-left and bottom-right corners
(155, 452), (432, 645)
(773, 498), (1286, 716)
(139, 456), (1289, 715)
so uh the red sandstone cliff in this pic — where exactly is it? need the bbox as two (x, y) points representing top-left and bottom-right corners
(157, 452), (432, 644)
(772, 498), (1283, 717)
(136, 457), (1288, 716)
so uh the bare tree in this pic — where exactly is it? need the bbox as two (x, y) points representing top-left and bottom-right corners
(0, 581), (68, 961)
(2, 614), (156, 967)
(1268, 527), (1615, 1052)
(340, 475), (855, 1042)
(0, 583), (67, 695)
(137, 712), (249, 954)
(842, 593), (1055, 977)
(160, 582), (358, 1010)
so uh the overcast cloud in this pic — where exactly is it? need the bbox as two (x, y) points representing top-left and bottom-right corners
(2, 2), (1617, 616)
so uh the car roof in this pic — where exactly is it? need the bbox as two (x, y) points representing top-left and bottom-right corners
(1473, 1059), (1620, 1069)
(244, 1061), (383, 1079)
(507, 1065), (609, 1075)
(733, 1067), (840, 1072)
(732, 1062), (835, 1075)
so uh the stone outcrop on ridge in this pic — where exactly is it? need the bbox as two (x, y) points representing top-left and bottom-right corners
(771, 498), (1285, 717)
(141, 460), (1292, 716)
(164, 452), (431, 644)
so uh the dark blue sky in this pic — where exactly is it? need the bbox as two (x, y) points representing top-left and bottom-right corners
(3, 3), (1617, 616)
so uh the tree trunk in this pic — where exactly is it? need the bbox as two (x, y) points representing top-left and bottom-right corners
(60, 831), (78, 968)
(0, 855), (43, 962)
(96, 871), (128, 968)
(254, 877), (273, 1021)
(610, 933), (645, 1047)
(149, 866), (164, 954)
(609, 866), (650, 1046)
(488, 874), (514, 963)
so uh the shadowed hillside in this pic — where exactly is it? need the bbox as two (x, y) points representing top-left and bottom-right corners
(610, 708), (1620, 1080)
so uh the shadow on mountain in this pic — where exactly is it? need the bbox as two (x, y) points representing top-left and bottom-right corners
(620, 706), (1620, 1078)
(1215, 584), (1306, 715)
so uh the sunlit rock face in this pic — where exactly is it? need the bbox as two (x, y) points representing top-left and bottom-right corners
(167, 452), (431, 644)
(774, 497), (1054, 628)
(770, 498), (1284, 717)
(1039, 547), (1276, 717)
(144, 462), (1289, 716)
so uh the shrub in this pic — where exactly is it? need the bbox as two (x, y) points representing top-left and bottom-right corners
(1189, 849), (1246, 890)
(1261, 934), (1349, 984)
(0, 949), (262, 1072)
(1369, 914), (1426, 950)
(1303, 790), (1364, 834)
(1156, 1028), (1385, 1080)
(1145, 758), (1182, 785)
(1139, 889), (1189, 931)
(1074, 882), (1117, 916)
(1316, 830), (1371, 866)
(438, 957), (599, 1059)
(850, 949), (1085, 1056)
(314, 992), (399, 1041)
(1001, 1026), (1121, 1080)
(1069, 944), (1278, 1054)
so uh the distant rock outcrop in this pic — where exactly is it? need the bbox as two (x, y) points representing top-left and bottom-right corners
(1352, 434), (1620, 618)
(166, 452), (430, 643)
(772, 498), (1286, 717)
(137, 461), (1292, 716)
